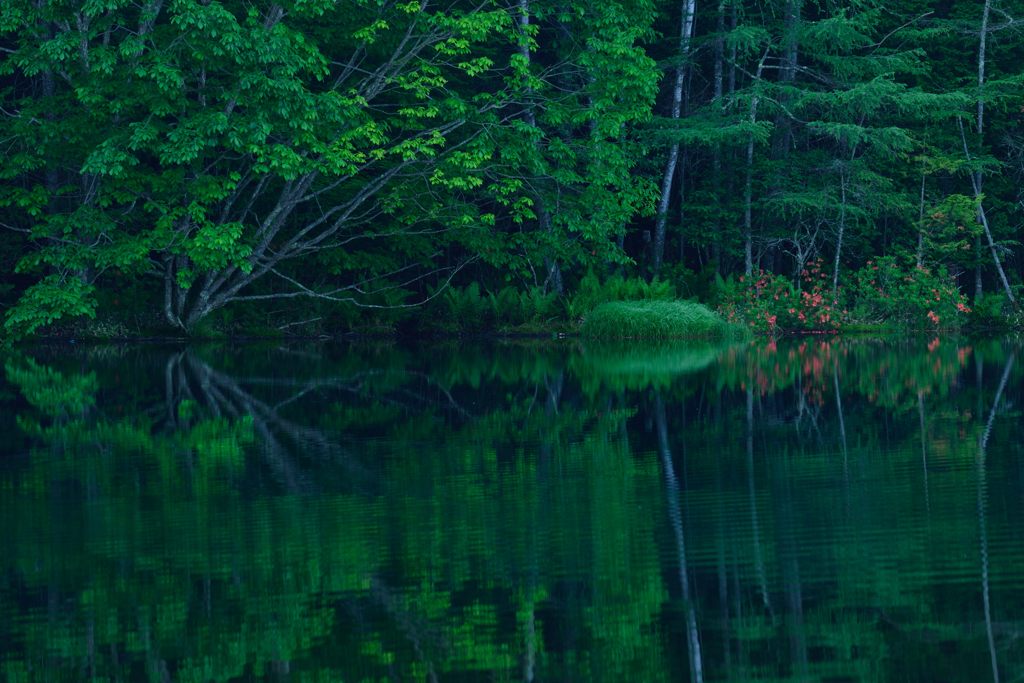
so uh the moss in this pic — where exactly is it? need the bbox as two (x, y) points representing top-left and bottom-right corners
(580, 300), (746, 340)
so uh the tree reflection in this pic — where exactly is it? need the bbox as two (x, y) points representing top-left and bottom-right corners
(978, 352), (1014, 683)
(0, 338), (1022, 680)
(655, 393), (703, 683)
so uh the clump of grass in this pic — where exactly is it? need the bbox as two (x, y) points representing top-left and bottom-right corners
(580, 300), (745, 339)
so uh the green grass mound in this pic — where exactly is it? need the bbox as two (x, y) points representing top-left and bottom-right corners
(581, 300), (743, 339)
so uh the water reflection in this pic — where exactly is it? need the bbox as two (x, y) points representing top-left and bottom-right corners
(1, 338), (1023, 681)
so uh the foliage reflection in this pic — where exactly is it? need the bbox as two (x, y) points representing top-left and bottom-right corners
(1, 338), (1022, 681)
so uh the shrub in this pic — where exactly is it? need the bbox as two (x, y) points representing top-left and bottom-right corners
(718, 259), (839, 333)
(431, 283), (562, 332)
(487, 286), (560, 328)
(847, 256), (969, 330)
(438, 282), (491, 331)
(963, 292), (1024, 330)
(581, 300), (743, 339)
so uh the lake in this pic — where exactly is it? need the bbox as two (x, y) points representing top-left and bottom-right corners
(0, 337), (1021, 681)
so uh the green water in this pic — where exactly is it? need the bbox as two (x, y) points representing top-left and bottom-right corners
(1, 338), (1022, 682)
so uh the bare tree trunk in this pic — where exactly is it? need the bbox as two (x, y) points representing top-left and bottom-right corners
(743, 54), (769, 277)
(677, 63), (693, 266)
(774, 0), (801, 156)
(743, 138), (755, 277)
(781, 0), (801, 83)
(728, 1), (737, 95)
(163, 256), (183, 330)
(831, 171), (847, 296)
(713, 3), (725, 104)
(710, 1), (725, 270)
(917, 173), (926, 268)
(832, 171), (846, 297)
(964, 0), (1015, 304)
(653, 132), (683, 270)
(679, 148), (689, 264)
(653, 0), (697, 276)
(976, 241), (984, 302)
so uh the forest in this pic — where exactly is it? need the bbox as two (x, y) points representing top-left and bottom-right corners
(3, 0), (1024, 338)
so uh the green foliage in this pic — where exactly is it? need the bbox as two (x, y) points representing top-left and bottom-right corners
(718, 260), (840, 333)
(580, 300), (742, 339)
(2, 340), (1021, 680)
(917, 193), (985, 271)
(486, 285), (560, 328)
(0, 339), (1019, 679)
(967, 293), (1014, 330)
(846, 256), (970, 330)
(3, 0), (1024, 336)
(962, 294), (1024, 331)
(572, 341), (726, 392)
(4, 356), (97, 418)
(3, 276), (96, 338)
(431, 283), (562, 332)
(438, 282), (490, 332)
(567, 270), (675, 321)
(718, 256), (974, 333)
(0, 0), (668, 338)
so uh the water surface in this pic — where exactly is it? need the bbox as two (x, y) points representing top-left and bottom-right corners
(1, 337), (1022, 681)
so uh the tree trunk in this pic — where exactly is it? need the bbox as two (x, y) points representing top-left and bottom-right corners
(976, 245), (984, 302)
(652, 0), (697, 276)
(518, 0), (563, 295)
(728, 1), (737, 95)
(710, 1), (725, 270)
(966, 0), (1015, 304)
(679, 148), (689, 264)
(916, 173), (926, 268)
(782, 0), (801, 83)
(713, 3), (725, 103)
(832, 170), (846, 297)
(773, 0), (801, 156)
(743, 54), (768, 277)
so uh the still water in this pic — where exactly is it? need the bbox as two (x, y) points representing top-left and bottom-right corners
(0, 338), (1021, 681)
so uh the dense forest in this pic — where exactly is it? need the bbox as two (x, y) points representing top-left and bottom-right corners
(3, 0), (1024, 338)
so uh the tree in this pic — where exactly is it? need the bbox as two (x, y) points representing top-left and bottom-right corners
(0, 0), (522, 335)
(651, 0), (696, 276)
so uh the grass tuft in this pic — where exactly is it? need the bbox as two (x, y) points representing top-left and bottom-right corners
(580, 300), (745, 339)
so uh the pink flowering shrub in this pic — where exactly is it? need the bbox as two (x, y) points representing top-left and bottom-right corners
(719, 259), (839, 333)
(847, 256), (969, 329)
(718, 256), (972, 333)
